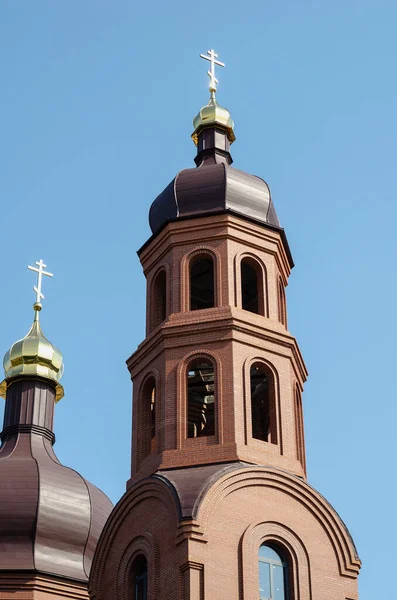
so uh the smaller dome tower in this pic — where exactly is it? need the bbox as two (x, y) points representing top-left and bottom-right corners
(0, 260), (113, 599)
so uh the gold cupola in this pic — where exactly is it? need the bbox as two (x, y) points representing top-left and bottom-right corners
(192, 49), (235, 146)
(192, 92), (236, 146)
(0, 260), (64, 401)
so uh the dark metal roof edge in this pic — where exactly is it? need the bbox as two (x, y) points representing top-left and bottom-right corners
(139, 209), (294, 268)
(155, 462), (359, 561)
(150, 473), (183, 521)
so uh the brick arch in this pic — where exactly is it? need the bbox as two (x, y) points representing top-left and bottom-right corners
(176, 349), (222, 447)
(147, 263), (171, 333)
(243, 356), (282, 453)
(137, 368), (161, 399)
(277, 275), (287, 327)
(116, 535), (159, 600)
(180, 245), (222, 311)
(293, 381), (306, 474)
(134, 369), (161, 473)
(234, 251), (269, 316)
(89, 477), (180, 600)
(240, 521), (312, 600)
(194, 466), (361, 578)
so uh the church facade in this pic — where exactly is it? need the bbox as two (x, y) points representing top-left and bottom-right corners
(89, 53), (361, 600)
(0, 52), (361, 600)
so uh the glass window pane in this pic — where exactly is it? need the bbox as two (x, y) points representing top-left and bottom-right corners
(258, 544), (282, 563)
(272, 564), (285, 600)
(259, 561), (271, 599)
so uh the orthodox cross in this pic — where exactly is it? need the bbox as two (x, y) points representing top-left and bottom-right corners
(200, 49), (225, 93)
(28, 259), (53, 307)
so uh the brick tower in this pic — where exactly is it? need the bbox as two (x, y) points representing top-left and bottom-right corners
(90, 52), (361, 600)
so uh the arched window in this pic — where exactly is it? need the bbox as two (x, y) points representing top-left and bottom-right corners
(241, 257), (264, 315)
(131, 555), (147, 600)
(259, 545), (287, 600)
(137, 377), (156, 466)
(250, 363), (277, 444)
(151, 269), (167, 329)
(187, 359), (215, 438)
(295, 387), (306, 470)
(278, 279), (287, 327)
(190, 255), (215, 310)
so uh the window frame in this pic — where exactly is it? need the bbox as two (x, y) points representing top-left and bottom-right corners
(189, 252), (216, 311)
(149, 267), (168, 332)
(258, 544), (288, 600)
(278, 277), (287, 327)
(131, 554), (148, 600)
(250, 361), (278, 445)
(186, 357), (216, 439)
(136, 375), (157, 469)
(240, 256), (265, 316)
(294, 386), (306, 472)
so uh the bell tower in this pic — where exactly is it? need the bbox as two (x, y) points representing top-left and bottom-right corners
(90, 51), (361, 600)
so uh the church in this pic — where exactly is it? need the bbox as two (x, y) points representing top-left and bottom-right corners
(0, 51), (361, 600)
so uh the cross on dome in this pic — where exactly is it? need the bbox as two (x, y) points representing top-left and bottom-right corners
(27, 259), (53, 310)
(200, 49), (225, 94)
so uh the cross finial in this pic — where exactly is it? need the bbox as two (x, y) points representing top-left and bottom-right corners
(200, 49), (225, 95)
(27, 259), (53, 314)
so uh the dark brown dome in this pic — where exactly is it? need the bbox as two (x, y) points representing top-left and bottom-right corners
(0, 378), (113, 581)
(148, 122), (280, 236)
(149, 162), (280, 235)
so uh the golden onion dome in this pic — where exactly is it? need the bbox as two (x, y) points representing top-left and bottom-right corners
(192, 93), (236, 146)
(0, 306), (64, 401)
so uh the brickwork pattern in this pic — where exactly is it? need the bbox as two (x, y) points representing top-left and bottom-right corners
(90, 213), (360, 599)
(128, 214), (307, 484)
(0, 573), (89, 599)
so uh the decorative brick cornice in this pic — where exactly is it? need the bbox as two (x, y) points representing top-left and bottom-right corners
(127, 308), (307, 384)
(139, 213), (292, 282)
(0, 572), (88, 599)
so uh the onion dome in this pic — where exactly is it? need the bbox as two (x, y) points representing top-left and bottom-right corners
(0, 261), (113, 582)
(149, 91), (281, 238)
(1, 306), (64, 401)
(192, 92), (236, 146)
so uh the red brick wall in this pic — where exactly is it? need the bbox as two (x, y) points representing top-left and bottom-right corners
(127, 214), (307, 484)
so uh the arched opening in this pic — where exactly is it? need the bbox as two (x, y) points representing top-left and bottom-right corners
(137, 377), (156, 466)
(131, 554), (147, 600)
(187, 358), (215, 438)
(295, 387), (306, 470)
(259, 544), (287, 600)
(190, 254), (215, 310)
(278, 279), (287, 327)
(250, 363), (277, 444)
(241, 257), (264, 315)
(152, 270), (167, 329)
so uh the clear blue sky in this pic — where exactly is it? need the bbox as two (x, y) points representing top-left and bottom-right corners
(1, 2), (396, 597)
